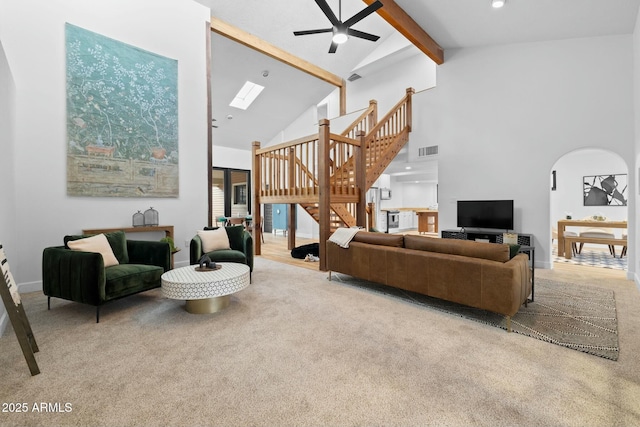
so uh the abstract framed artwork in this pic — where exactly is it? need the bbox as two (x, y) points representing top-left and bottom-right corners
(65, 23), (179, 197)
(583, 174), (627, 206)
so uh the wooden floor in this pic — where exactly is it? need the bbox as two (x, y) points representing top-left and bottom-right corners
(257, 232), (320, 271)
(256, 228), (629, 280)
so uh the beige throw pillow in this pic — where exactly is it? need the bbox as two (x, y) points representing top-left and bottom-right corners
(197, 228), (230, 253)
(67, 233), (120, 267)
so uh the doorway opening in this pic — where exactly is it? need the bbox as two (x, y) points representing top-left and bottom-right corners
(550, 148), (628, 272)
(211, 167), (251, 225)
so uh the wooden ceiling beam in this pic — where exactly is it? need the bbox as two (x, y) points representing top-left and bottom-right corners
(363, 0), (444, 65)
(211, 17), (344, 88)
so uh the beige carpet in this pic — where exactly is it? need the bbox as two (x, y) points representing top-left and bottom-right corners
(1, 257), (640, 427)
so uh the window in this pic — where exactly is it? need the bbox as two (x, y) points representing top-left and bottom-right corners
(233, 184), (247, 205)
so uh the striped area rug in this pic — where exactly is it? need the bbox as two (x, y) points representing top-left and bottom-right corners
(333, 275), (619, 360)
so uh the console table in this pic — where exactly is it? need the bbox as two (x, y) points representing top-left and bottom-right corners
(441, 229), (533, 246)
(82, 225), (179, 268)
(442, 229), (535, 301)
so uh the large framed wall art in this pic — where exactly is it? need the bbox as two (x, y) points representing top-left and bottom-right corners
(583, 174), (627, 206)
(65, 23), (179, 197)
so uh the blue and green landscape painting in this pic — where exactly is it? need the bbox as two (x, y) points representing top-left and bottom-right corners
(65, 23), (179, 197)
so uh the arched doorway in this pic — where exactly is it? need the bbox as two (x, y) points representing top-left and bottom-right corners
(550, 148), (628, 271)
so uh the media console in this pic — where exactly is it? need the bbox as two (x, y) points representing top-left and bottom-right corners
(441, 229), (532, 246)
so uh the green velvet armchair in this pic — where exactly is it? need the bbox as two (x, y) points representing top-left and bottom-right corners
(42, 231), (170, 323)
(189, 226), (253, 276)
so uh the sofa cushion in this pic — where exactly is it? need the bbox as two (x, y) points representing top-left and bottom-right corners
(508, 244), (521, 259)
(404, 235), (510, 263)
(65, 230), (129, 264)
(205, 249), (247, 264)
(104, 264), (163, 300)
(204, 226), (245, 251)
(67, 234), (120, 267)
(198, 228), (230, 253)
(352, 231), (404, 248)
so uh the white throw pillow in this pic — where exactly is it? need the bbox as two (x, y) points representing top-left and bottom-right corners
(197, 228), (230, 253)
(67, 233), (119, 267)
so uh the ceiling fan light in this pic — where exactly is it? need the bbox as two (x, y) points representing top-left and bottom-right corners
(492, 0), (505, 8)
(332, 31), (348, 44)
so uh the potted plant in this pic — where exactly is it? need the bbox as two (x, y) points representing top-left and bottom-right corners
(160, 236), (177, 252)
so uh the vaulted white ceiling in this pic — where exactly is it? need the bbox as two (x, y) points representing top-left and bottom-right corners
(195, 0), (640, 153)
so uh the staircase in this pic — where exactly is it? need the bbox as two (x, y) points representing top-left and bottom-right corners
(301, 88), (414, 229)
(251, 88), (414, 270)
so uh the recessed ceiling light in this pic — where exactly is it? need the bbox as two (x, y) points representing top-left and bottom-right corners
(229, 81), (265, 110)
(405, 166), (412, 170)
(492, 0), (505, 8)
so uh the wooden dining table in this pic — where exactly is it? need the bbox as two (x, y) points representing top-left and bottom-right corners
(557, 219), (627, 257)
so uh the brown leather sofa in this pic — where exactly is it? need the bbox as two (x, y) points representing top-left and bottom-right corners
(326, 232), (531, 331)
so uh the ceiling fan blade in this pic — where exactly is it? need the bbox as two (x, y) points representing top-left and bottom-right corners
(293, 28), (333, 36)
(343, 0), (383, 27)
(328, 41), (339, 54)
(314, 0), (340, 25)
(347, 28), (380, 42)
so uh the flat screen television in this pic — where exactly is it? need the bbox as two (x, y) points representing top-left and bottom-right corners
(457, 200), (514, 230)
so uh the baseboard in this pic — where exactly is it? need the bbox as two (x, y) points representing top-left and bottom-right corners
(633, 271), (640, 291)
(1, 281), (41, 337)
(536, 260), (553, 270)
(18, 280), (42, 294)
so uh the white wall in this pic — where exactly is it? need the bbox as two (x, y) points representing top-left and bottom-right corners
(0, 39), (17, 331)
(634, 7), (640, 286)
(0, 0), (211, 295)
(423, 35), (635, 271)
(212, 145), (251, 170)
(551, 149), (628, 234)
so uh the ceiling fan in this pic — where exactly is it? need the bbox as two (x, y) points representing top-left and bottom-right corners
(294, 0), (383, 53)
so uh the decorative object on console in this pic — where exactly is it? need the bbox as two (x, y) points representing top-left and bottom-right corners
(144, 207), (159, 226)
(503, 233), (518, 245)
(132, 210), (144, 227)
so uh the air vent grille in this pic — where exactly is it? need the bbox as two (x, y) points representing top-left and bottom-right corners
(347, 73), (362, 82)
(418, 145), (438, 157)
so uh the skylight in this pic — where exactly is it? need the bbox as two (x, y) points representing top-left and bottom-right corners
(229, 81), (265, 110)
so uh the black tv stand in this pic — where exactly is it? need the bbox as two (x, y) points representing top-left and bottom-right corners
(441, 229), (532, 246)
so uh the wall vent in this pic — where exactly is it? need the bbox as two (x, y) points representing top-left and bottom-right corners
(418, 145), (438, 157)
(347, 73), (362, 82)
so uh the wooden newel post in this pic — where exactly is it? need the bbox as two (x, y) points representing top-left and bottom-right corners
(406, 87), (415, 131)
(252, 141), (262, 255)
(355, 130), (367, 228)
(368, 99), (378, 129)
(287, 147), (296, 251)
(318, 119), (331, 272)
